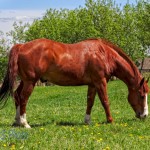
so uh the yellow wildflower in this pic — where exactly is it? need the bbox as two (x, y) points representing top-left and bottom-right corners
(10, 144), (15, 150)
(139, 136), (144, 139)
(105, 146), (110, 150)
(129, 134), (133, 137)
(95, 123), (100, 127)
(97, 138), (103, 142)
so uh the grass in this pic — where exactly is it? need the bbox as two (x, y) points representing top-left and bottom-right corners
(0, 80), (150, 150)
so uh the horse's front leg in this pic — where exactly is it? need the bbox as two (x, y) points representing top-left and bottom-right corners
(96, 78), (113, 123)
(84, 85), (96, 124)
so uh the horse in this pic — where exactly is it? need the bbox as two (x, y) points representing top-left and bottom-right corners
(0, 38), (149, 128)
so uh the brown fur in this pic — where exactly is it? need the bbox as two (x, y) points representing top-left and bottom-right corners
(0, 38), (149, 126)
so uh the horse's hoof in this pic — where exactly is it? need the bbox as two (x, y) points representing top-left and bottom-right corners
(12, 122), (31, 128)
(24, 124), (31, 128)
(12, 122), (21, 127)
(84, 114), (91, 125)
(107, 118), (113, 123)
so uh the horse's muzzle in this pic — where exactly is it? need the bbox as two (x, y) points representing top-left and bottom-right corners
(136, 111), (148, 119)
(136, 106), (148, 119)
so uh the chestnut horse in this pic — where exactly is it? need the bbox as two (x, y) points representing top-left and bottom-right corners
(0, 38), (149, 128)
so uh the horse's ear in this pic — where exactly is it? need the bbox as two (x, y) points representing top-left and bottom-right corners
(140, 78), (145, 87)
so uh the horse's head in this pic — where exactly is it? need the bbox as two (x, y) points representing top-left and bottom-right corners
(128, 78), (149, 119)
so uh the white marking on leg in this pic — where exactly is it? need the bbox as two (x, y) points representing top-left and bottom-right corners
(13, 106), (31, 128)
(84, 114), (91, 124)
(140, 94), (148, 118)
(20, 113), (31, 128)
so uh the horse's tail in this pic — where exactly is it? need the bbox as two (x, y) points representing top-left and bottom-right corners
(0, 44), (22, 108)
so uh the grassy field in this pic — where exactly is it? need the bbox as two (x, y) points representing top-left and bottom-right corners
(0, 80), (150, 150)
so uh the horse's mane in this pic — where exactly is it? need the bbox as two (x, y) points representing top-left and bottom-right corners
(100, 39), (141, 82)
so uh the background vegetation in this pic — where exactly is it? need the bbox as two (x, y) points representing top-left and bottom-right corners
(0, 0), (150, 81)
(0, 80), (150, 149)
(0, 1), (150, 149)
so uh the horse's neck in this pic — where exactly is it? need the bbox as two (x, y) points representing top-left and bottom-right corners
(114, 59), (141, 88)
(100, 39), (142, 88)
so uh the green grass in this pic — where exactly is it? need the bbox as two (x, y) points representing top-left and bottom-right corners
(0, 80), (150, 150)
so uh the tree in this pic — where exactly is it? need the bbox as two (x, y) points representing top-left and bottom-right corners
(0, 31), (9, 81)
(135, 2), (150, 49)
(7, 0), (150, 61)
(7, 21), (30, 44)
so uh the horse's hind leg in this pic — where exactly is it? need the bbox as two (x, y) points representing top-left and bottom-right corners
(18, 81), (35, 128)
(84, 85), (96, 124)
(13, 81), (23, 127)
(13, 81), (35, 128)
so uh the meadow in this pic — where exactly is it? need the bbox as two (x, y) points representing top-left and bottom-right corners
(0, 80), (150, 150)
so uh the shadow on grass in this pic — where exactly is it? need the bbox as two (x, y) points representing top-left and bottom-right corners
(0, 120), (85, 128)
(30, 121), (52, 128)
(0, 123), (12, 128)
(56, 121), (85, 126)
(0, 118), (141, 128)
(30, 119), (85, 128)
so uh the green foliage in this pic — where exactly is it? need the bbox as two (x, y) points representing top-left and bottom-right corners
(0, 31), (8, 81)
(7, 21), (30, 44)
(135, 1), (150, 49)
(24, 0), (150, 61)
(0, 81), (150, 149)
(0, 48), (8, 82)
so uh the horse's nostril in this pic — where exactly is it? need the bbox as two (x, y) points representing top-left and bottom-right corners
(138, 112), (141, 116)
(136, 112), (140, 118)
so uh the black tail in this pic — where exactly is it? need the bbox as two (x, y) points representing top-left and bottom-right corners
(0, 44), (22, 108)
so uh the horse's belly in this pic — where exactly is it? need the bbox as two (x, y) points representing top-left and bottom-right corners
(42, 72), (91, 86)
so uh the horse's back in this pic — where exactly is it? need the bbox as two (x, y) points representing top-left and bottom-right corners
(17, 39), (97, 85)
(16, 38), (120, 85)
